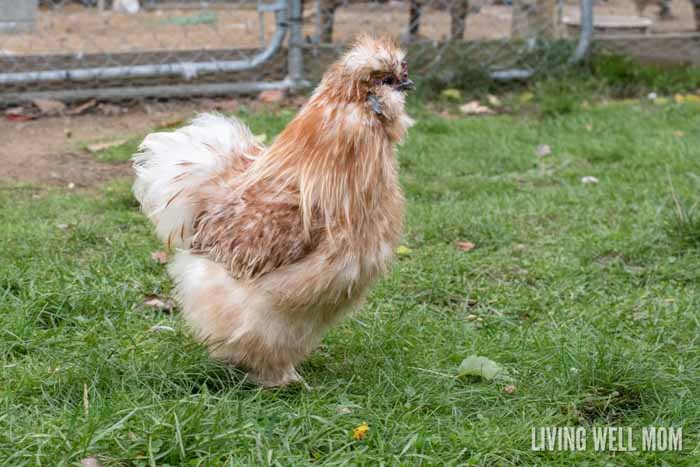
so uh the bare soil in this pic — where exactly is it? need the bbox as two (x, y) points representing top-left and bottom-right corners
(0, 100), (203, 187)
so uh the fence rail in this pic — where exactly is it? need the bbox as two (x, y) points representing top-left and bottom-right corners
(1, 0), (698, 105)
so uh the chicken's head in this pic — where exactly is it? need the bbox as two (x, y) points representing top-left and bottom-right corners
(320, 35), (414, 124)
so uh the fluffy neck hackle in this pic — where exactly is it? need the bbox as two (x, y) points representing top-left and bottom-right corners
(243, 41), (412, 238)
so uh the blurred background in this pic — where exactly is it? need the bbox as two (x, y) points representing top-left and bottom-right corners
(1, 0), (698, 105)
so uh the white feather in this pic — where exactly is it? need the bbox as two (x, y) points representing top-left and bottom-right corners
(132, 113), (259, 249)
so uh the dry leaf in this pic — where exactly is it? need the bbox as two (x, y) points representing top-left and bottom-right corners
(673, 130), (684, 138)
(581, 176), (599, 185)
(459, 101), (494, 115)
(68, 99), (97, 115)
(32, 98), (66, 115)
(4, 106), (36, 121)
(352, 422), (369, 441)
(336, 406), (353, 415)
(149, 325), (176, 333)
(455, 241), (475, 252)
(258, 89), (285, 103)
(440, 88), (462, 100)
(150, 251), (168, 264)
(86, 139), (127, 153)
(487, 94), (502, 107)
(535, 144), (551, 157)
(466, 314), (478, 321)
(143, 295), (177, 312)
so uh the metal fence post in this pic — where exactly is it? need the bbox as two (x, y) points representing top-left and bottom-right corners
(571, 0), (593, 63)
(287, 0), (309, 90)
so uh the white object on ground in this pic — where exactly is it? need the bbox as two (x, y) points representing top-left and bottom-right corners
(113, 0), (140, 14)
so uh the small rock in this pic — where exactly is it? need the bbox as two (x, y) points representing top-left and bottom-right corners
(67, 182), (75, 189)
(581, 176), (599, 185)
(258, 89), (285, 103)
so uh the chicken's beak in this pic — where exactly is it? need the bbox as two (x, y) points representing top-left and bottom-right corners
(397, 78), (415, 92)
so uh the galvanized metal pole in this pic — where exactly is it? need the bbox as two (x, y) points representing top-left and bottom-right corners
(571, 0), (593, 63)
(287, 0), (309, 90)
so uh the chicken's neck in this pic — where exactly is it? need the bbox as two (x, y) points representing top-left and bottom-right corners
(255, 97), (404, 234)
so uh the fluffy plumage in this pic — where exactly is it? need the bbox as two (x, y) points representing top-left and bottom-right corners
(132, 35), (414, 386)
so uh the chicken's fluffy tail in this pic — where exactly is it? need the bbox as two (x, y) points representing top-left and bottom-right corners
(132, 113), (260, 250)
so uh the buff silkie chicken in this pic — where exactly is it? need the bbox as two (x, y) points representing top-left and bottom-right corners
(132, 35), (414, 387)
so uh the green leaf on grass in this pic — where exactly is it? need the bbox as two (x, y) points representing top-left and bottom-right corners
(458, 355), (511, 381)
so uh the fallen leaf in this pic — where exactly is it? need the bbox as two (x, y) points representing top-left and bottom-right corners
(457, 355), (511, 382)
(519, 91), (534, 103)
(396, 245), (412, 256)
(143, 295), (177, 312)
(466, 314), (478, 321)
(459, 101), (494, 115)
(149, 325), (175, 333)
(258, 89), (285, 103)
(535, 144), (551, 157)
(673, 130), (684, 137)
(336, 406), (353, 415)
(68, 99), (97, 115)
(487, 94), (502, 107)
(32, 98), (66, 115)
(440, 88), (462, 101)
(80, 457), (102, 467)
(455, 241), (475, 252)
(503, 384), (517, 395)
(159, 117), (184, 128)
(86, 139), (127, 153)
(352, 422), (369, 441)
(150, 251), (168, 264)
(4, 106), (36, 121)
(581, 176), (599, 185)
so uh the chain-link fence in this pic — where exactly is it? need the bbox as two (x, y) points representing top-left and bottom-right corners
(0, 0), (697, 105)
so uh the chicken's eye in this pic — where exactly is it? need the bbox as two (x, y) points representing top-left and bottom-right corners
(382, 75), (396, 86)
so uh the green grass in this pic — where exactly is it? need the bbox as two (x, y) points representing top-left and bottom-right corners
(2, 100), (700, 465)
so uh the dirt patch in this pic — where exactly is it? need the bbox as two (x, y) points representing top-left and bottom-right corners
(0, 100), (205, 188)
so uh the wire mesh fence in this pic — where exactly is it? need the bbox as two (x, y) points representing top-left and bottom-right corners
(0, 0), (697, 105)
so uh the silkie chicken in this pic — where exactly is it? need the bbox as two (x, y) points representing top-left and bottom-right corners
(132, 35), (414, 387)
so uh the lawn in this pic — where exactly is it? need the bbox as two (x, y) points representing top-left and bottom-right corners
(1, 99), (699, 465)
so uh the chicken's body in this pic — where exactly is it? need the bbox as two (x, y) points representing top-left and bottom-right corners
(133, 36), (413, 386)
